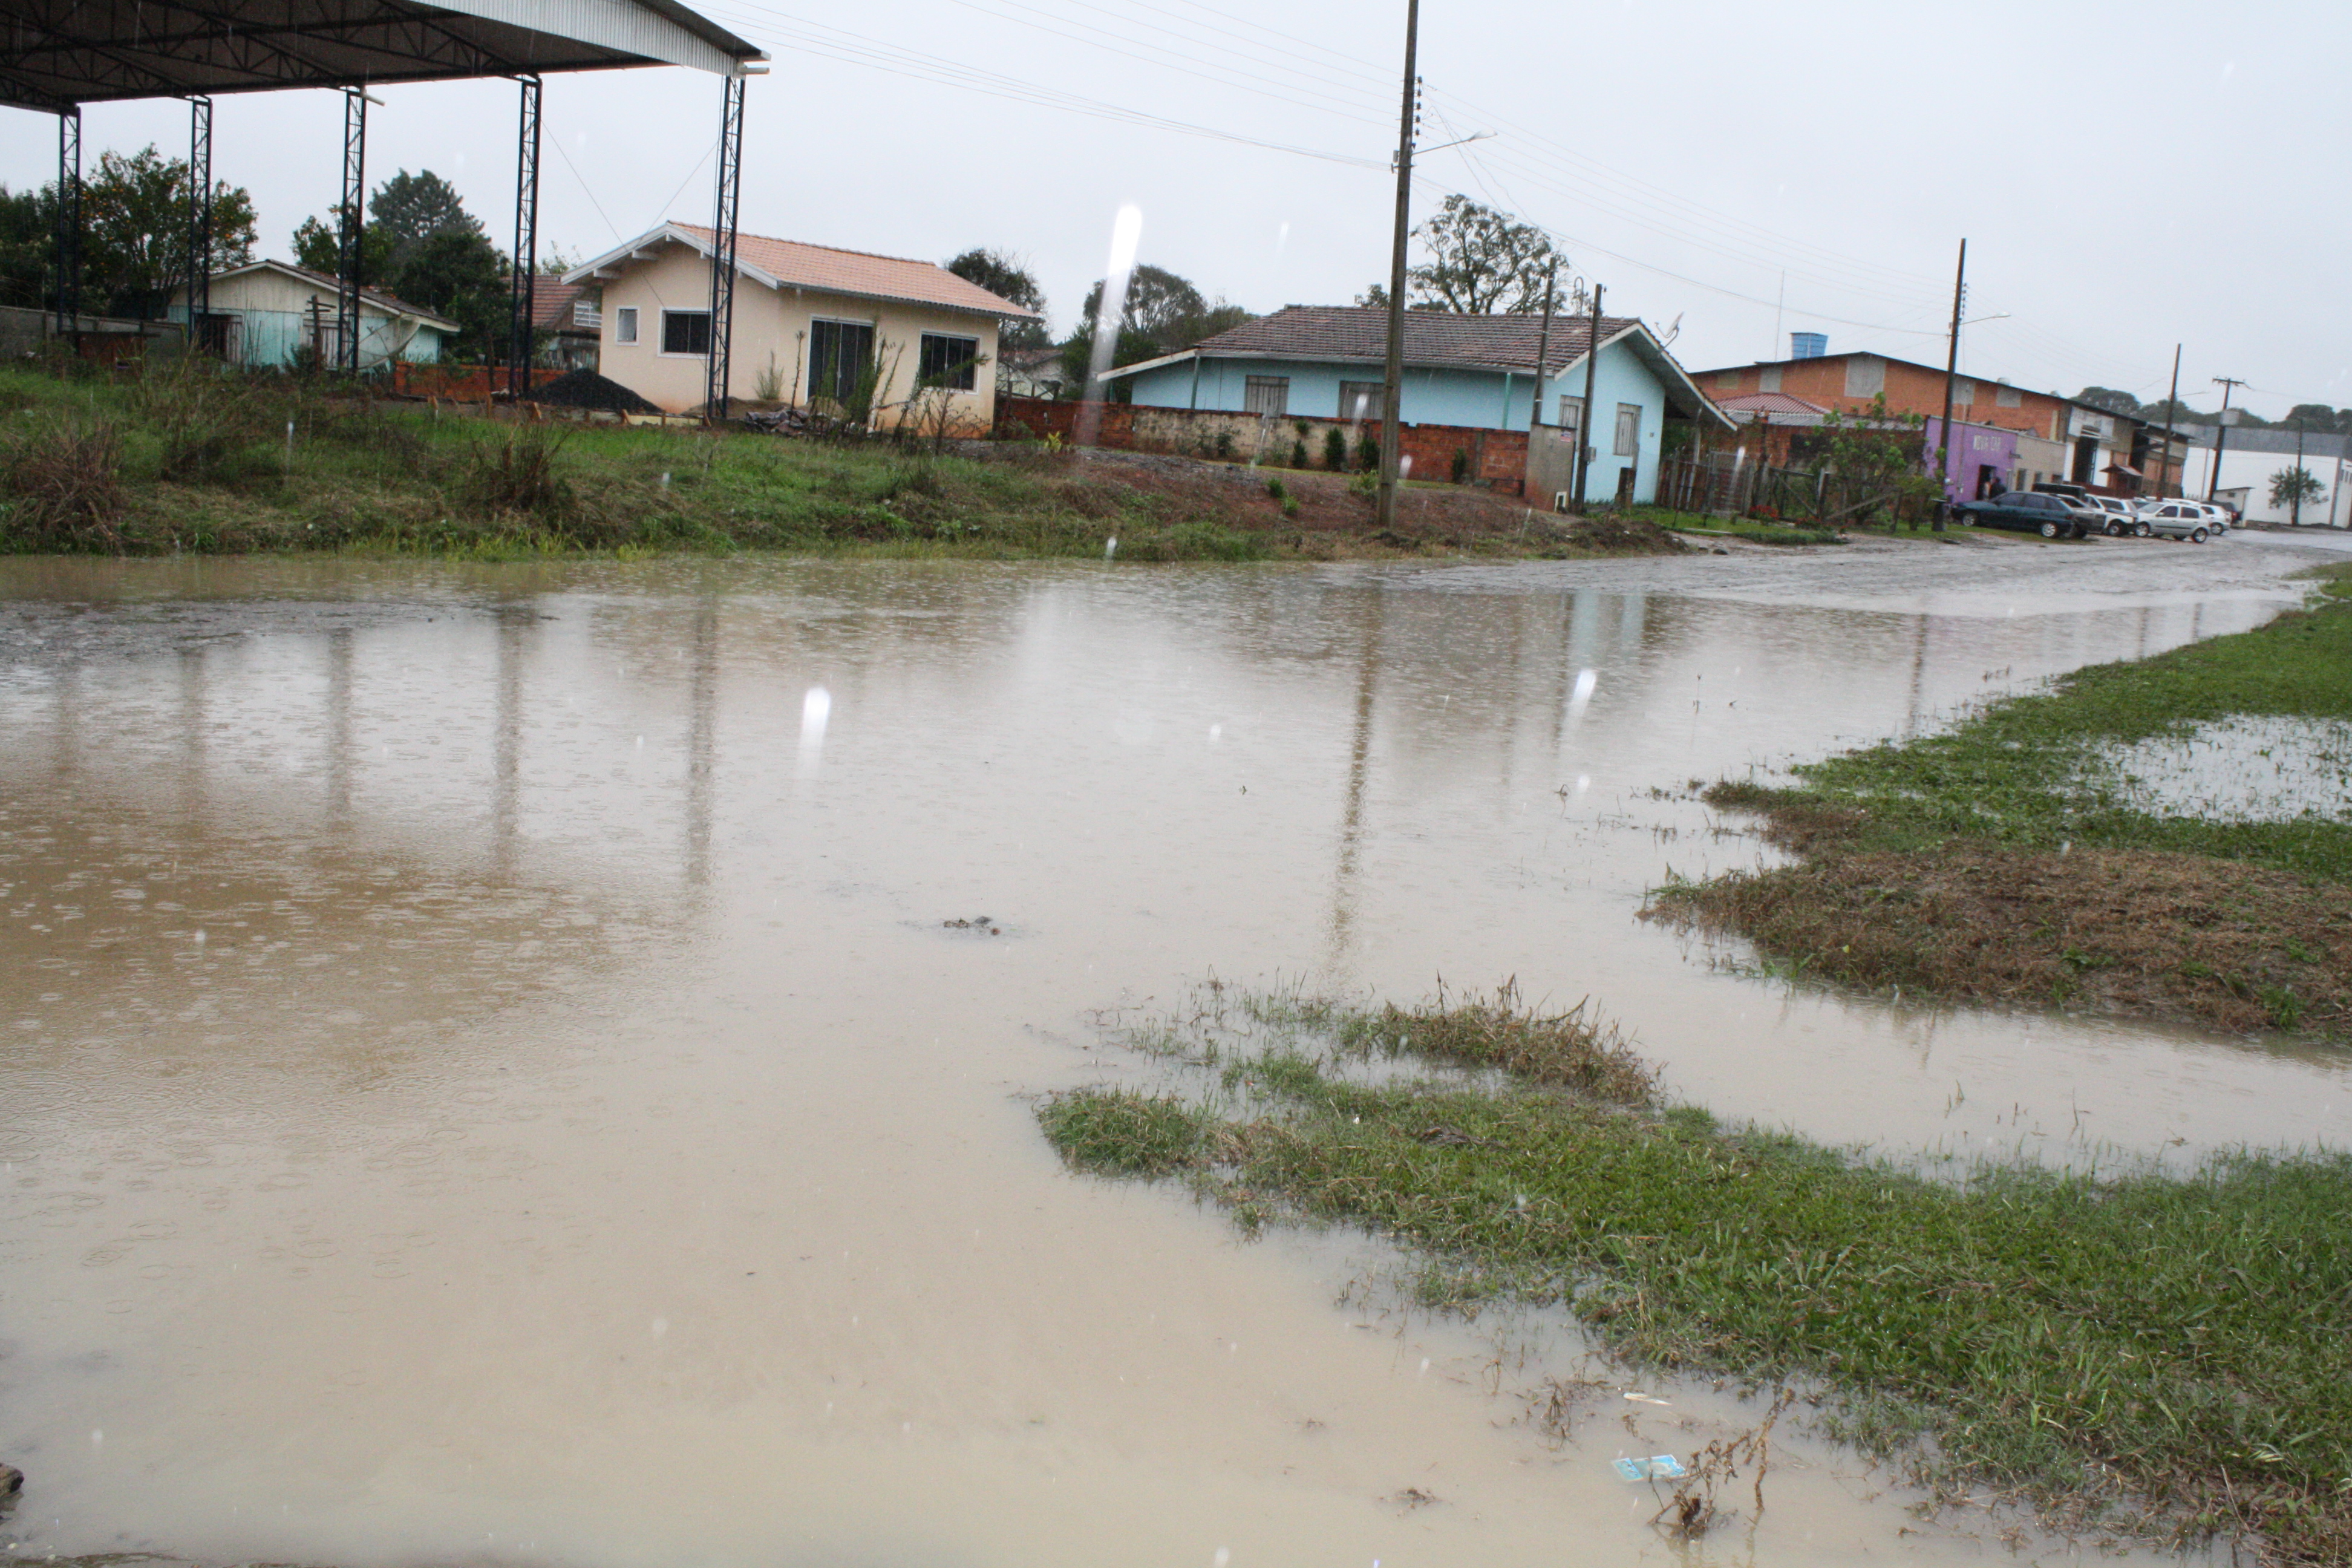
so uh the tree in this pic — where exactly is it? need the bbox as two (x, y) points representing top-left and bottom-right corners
(292, 209), (392, 281)
(1406, 194), (1561, 315)
(368, 169), (481, 274)
(388, 226), (509, 362)
(1817, 392), (1941, 526)
(0, 185), (51, 310)
(946, 247), (1048, 348)
(1060, 263), (1252, 392)
(2284, 403), (2349, 435)
(2074, 386), (2143, 417)
(0, 147), (259, 319)
(2269, 465), (2325, 514)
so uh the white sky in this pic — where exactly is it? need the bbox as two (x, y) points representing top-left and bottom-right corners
(3, 0), (2343, 418)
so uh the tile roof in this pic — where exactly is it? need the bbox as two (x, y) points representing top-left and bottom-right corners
(1189, 305), (1641, 372)
(1712, 390), (1829, 417)
(505, 276), (595, 333)
(670, 224), (1040, 318)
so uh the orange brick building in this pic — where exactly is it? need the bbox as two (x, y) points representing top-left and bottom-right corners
(1691, 350), (2072, 442)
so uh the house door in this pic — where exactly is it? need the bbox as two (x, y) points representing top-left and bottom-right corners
(809, 320), (878, 410)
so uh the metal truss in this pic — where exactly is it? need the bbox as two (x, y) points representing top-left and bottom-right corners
(704, 71), (744, 420)
(508, 73), (540, 399)
(186, 94), (212, 336)
(335, 85), (364, 372)
(53, 105), (80, 332)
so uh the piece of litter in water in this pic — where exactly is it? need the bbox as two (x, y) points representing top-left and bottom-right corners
(1612, 1454), (1687, 1481)
(1622, 1391), (1670, 1405)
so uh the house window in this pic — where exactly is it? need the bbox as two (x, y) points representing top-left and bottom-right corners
(1557, 395), (1584, 435)
(917, 332), (979, 391)
(1952, 377), (1973, 405)
(1714, 371), (1739, 390)
(1337, 380), (1383, 420)
(660, 309), (709, 356)
(1614, 403), (1641, 457)
(614, 306), (638, 345)
(1243, 375), (1289, 416)
(809, 319), (878, 405)
(1996, 383), (2022, 408)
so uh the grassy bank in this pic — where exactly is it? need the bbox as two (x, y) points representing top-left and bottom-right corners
(1040, 988), (2352, 1560)
(0, 362), (1681, 561)
(1640, 508), (1848, 546)
(1656, 580), (2352, 1037)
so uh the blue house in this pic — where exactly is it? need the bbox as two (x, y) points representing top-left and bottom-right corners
(168, 260), (458, 371)
(1101, 305), (1729, 505)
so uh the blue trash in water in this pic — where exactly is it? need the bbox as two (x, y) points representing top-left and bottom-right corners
(1612, 1454), (1689, 1482)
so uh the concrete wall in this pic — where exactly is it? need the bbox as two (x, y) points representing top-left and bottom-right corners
(597, 241), (1002, 429)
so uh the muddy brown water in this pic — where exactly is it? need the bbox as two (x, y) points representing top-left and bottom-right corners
(4, 535), (2346, 1567)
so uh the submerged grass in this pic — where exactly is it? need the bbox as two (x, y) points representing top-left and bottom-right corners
(1657, 589), (2352, 1037)
(1040, 987), (2352, 1562)
(1641, 508), (1847, 546)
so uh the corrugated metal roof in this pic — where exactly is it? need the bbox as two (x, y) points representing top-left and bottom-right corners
(1711, 390), (1828, 417)
(191, 258), (460, 332)
(2181, 425), (2350, 457)
(0, 0), (765, 113)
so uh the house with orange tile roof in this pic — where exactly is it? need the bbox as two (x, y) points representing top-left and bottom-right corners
(566, 223), (1039, 426)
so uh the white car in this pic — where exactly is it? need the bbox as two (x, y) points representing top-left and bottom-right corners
(2132, 499), (2212, 542)
(2088, 495), (2139, 535)
(2193, 501), (2231, 535)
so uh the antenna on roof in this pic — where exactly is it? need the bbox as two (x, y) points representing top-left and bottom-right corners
(1659, 312), (1682, 347)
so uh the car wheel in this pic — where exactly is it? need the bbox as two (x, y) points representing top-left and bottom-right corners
(2136, 522), (2152, 538)
(2039, 520), (2060, 538)
(2106, 521), (2123, 536)
(2191, 527), (2208, 543)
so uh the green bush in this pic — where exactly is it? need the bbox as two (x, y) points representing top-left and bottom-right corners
(1323, 427), (1348, 470)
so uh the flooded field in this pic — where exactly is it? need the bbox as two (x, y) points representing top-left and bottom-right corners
(3, 534), (2347, 1567)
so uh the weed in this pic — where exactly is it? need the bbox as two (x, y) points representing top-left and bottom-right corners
(2, 416), (126, 549)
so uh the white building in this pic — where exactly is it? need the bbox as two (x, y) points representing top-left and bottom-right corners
(2181, 426), (2351, 527)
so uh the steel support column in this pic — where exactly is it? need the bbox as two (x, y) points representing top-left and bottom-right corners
(336, 87), (366, 373)
(186, 95), (213, 345)
(53, 105), (80, 334)
(507, 73), (540, 400)
(704, 71), (744, 421)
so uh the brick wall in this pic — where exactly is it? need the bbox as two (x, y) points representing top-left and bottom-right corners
(995, 396), (1530, 493)
(392, 362), (569, 400)
(1702, 356), (2068, 441)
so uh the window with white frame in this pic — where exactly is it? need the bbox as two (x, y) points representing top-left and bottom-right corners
(661, 309), (710, 356)
(1243, 375), (1289, 416)
(1613, 402), (1641, 457)
(1337, 380), (1383, 420)
(614, 306), (638, 345)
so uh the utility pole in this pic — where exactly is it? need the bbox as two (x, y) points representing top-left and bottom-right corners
(2152, 344), (2181, 500)
(1573, 283), (1603, 512)
(1935, 238), (1966, 520)
(2209, 375), (2247, 502)
(1527, 261), (1556, 431)
(1373, 0), (1419, 533)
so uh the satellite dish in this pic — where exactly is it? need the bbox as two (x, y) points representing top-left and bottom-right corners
(1659, 312), (1683, 347)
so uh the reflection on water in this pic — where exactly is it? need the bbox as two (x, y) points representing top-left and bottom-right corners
(2, 541), (2339, 1567)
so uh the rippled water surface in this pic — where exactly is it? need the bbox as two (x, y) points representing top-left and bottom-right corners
(4, 536), (2347, 1567)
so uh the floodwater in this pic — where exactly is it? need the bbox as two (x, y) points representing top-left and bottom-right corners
(2, 534), (2346, 1567)
(2088, 714), (2352, 824)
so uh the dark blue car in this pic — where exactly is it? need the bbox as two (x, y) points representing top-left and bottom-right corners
(1953, 489), (2086, 538)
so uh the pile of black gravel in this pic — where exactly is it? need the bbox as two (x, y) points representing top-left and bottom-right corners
(531, 369), (661, 414)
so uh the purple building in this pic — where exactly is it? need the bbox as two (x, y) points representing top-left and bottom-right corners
(1925, 417), (2021, 501)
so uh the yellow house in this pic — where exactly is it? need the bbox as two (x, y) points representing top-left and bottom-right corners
(566, 223), (1037, 428)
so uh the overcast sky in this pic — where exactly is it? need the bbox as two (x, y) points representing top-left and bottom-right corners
(3, 0), (2342, 417)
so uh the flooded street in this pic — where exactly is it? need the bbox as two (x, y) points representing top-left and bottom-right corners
(3, 534), (2346, 1567)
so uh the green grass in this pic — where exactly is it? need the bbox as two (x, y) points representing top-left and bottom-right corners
(1658, 590), (2352, 1037)
(1637, 506), (1846, 546)
(0, 363), (1672, 563)
(1041, 989), (2352, 1561)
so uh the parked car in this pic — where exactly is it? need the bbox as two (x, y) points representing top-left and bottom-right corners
(1955, 489), (2088, 538)
(2031, 483), (2108, 533)
(2086, 494), (2140, 535)
(2132, 499), (2211, 542)
(2193, 501), (2231, 534)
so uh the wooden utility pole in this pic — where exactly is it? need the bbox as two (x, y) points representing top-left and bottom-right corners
(2152, 344), (2181, 500)
(1373, 0), (1420, 532)
(1527, 261), (1556, 431)
(1935, 239), (1965, 519)
(1572, 284), (1602, 511)
(2209, 376), (2247, 501)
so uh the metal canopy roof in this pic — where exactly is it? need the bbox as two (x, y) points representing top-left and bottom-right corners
(0, 0), (768, 113)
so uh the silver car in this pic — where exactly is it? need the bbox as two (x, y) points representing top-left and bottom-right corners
(2133, 499), (2212, 542)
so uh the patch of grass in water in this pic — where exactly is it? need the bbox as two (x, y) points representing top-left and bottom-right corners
(1662, 592), (2352, 1037)
(1039, 987), (2352, 1562)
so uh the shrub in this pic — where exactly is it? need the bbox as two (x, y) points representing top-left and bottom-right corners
(1290, 439), (1308, 468)
(1212, 429), (1235, 460)
(1450, 448), (1469, 483)
(128, 361), (273, 482)
(2, 416), (126, 549)
(1323, 427), (1348, 470)
(1264, 475), (1287, 502)
(1357, 432), (1379, 471)
(457, 425), (576, 521)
